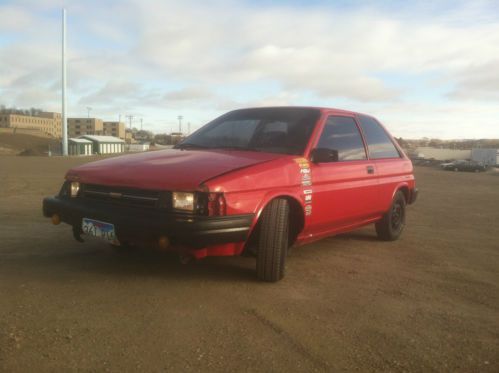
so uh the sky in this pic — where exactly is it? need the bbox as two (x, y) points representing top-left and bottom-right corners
(0, 0), (498, 139)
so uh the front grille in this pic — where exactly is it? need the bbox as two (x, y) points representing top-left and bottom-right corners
(81, 184), (170, 209)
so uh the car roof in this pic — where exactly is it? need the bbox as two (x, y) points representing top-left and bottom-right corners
(232, 106), (375, 118)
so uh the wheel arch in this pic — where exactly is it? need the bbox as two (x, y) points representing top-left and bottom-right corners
(246, 193), (305, 250)
(393, 183), (410, 204)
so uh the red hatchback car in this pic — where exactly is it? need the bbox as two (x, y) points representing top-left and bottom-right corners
(43, 107), (417, 282)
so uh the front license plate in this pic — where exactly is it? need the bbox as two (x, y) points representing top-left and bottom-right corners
(82, 218), (116, 242)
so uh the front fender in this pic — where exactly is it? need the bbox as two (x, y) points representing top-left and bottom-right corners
(248, 189), (305, 238)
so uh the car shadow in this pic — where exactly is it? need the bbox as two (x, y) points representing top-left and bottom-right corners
(6, 237), (258, 284)
(333, 230), (379, 242)
(5, 227), (380, 283)
(101, 246), (258, 283)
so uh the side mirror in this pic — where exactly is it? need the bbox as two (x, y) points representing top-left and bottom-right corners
(310, 148), (339, 163)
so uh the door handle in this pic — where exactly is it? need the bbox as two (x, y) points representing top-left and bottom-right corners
(366, 165), (375, 174)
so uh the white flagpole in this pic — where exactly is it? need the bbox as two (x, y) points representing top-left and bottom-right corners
(62, 8), (68, 156)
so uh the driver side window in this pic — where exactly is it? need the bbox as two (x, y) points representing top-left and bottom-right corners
(317, 116), (367, 161)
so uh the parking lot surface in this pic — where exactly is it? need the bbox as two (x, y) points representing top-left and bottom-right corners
(1, 156), (498, 372)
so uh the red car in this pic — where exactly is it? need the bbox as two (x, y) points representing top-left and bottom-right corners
(43, 107), (417, 282)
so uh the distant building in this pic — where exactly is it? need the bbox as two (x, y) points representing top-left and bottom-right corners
(127, 143), (150, 152)
(415, 147), (471, 161)
(68, 138), (93, 156)
(80, 135), (125, 154)
(68, 118), (103, 138)
(471, 148), (499, 166)
(0, 112), (62, 138)
(125, 130), (134, 144)
(103, 121), (126, 140)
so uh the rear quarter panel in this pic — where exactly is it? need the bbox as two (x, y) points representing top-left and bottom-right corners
(375, 158), (415, 211)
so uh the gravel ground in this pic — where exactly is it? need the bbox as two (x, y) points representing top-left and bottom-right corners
(0, 156), (498, 372)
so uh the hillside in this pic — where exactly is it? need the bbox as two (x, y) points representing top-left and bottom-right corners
(0, 131), (61, 156)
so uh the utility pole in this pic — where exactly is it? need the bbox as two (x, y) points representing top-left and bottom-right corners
(187, 122), (191, 135)
(61, 8), (68, 156)
(126, 115), (134, 130)
(86, 106), (92, 118)
(177, 115), (183, 134)
(140, 118), (143, 131)
(118, 113), (121, 123)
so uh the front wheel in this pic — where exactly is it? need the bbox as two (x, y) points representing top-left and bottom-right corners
(375, 191), (406, 241)
(256, 199), (289, 282)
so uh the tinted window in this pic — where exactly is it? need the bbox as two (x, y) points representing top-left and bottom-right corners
(357, 115), (400, 159)
(316, 116), (367, 161)
(201, 119), (259, 147)
(179, 108), (320, 155)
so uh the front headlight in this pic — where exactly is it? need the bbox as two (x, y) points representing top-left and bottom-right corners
(172, 192), (194, 211)
(70, 181), (80, 198)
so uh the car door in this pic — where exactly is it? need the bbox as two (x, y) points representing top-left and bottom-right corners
(305, 115), (380, 235)
(356, 114), (411, 212)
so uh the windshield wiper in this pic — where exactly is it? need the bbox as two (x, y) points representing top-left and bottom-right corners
(175, 143), (209, 150)
(176, 143), (261, 152)
(210, 145), (261, 152)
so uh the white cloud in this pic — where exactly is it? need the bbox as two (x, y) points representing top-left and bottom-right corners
(163, 87), (213, 102)
(0, 5), (34, 31)
(0, 0), (498, 137)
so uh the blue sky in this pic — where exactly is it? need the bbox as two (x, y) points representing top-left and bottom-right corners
(0, 0), (498, 138)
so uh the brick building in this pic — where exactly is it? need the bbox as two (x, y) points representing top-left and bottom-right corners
(67, 118), (104, 138)
(0, 112), (62, 138)
(103, 121), (126, 139)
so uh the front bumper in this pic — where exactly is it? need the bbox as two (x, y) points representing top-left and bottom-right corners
(43, 196), (254, 248)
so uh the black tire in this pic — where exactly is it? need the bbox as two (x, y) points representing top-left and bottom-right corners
(256, 199), (290, 282)
(375, 191), (406, 241)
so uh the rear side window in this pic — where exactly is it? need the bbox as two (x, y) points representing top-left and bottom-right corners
(317, 116), (367, 161)
(357, 115), (400, 159)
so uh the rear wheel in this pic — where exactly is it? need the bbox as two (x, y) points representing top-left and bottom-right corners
(375, 191), (406, 241)
(256, 199), (289, 282)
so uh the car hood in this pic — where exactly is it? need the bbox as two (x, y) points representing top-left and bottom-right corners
(67, 149), (284, 190)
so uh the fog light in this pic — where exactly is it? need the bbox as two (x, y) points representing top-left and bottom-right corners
(51, 214), (61, 225)
(158, 236), (170, 250)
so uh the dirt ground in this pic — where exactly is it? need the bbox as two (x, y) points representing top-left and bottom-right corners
(1, 156), (498, 372)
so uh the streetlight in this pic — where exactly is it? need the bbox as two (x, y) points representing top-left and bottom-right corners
(177, 115), (183, 133)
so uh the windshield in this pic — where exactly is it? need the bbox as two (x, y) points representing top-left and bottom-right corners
(176, 108), (321, 155)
